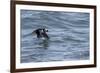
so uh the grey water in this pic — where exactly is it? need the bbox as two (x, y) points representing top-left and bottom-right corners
(21, 10), (90, 63)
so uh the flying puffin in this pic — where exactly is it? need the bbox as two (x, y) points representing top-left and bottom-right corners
(32, 28), (49, 39)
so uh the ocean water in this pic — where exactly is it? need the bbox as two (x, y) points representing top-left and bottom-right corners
(21, 10), (90, 63)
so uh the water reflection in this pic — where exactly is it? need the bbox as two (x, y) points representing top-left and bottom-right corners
(39, 39), (50, 49)
(29, 39), (50, 62)
(42, 39), (49, 49)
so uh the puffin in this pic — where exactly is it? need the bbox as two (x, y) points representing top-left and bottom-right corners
(32, 28), (49, 39)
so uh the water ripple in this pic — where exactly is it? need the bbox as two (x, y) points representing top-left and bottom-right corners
(20, 10), (90, 63)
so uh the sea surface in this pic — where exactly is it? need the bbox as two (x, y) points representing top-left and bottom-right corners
(21, 10), (90, 63)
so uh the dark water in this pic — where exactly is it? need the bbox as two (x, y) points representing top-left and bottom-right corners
(21, 10), (90, 63)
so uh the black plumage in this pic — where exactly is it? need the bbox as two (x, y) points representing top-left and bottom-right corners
(33, 28), (49, 39)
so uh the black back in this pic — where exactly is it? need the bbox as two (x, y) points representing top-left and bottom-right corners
(34, 28), (49, 39)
